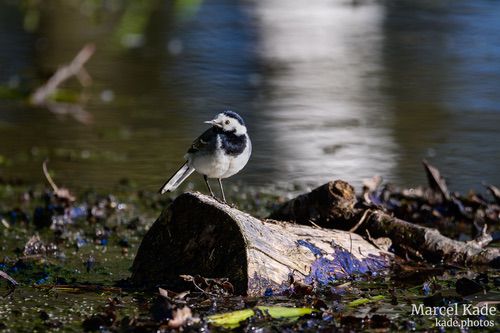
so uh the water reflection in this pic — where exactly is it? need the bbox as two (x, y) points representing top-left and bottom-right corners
(382, 0), (500, 190)
(249, 0), (396, 188)
(0, 0), (498, 193)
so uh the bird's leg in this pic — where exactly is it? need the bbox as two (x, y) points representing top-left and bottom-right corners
(218, 178), (226, 203)
(204, 175), (215, 197)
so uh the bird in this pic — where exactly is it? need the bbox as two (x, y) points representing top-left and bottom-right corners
(159, 111), (251, 202)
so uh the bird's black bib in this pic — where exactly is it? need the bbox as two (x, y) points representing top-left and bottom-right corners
(219, 131), (247, 156)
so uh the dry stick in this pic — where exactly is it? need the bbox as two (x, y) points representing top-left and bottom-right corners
(179, 275), (219, 297)
(34, 284), (121, 293)
(365, 229), (391, 252)
(30, 43), (96, 105)
(468, 225), (493, 249)
(44, 101), (93, 125)
(349, 209), (372, 233)
(42, 159), (59, 192)
(0, 270), (18, 286)
(42, 160), (76, 201)
(17, 254), (45, 261)
(308, 219), (322, 228)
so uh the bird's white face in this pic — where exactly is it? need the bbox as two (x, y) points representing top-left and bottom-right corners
(205, 113), (247, 135)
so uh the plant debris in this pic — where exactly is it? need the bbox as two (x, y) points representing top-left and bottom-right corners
(0, 163), (499, 332)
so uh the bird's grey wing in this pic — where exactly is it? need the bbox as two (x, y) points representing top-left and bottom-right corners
(187, 128), (217, 154)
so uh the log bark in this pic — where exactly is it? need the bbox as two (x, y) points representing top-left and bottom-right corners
(269, 180), (500, 267)
(131, 192), (391, 295)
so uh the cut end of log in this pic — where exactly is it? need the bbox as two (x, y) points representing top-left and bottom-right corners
(131, 193), (249, 293)
(131, 192), (392, 295)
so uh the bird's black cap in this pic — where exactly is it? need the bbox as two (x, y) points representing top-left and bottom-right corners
(223, 110), (245, 126)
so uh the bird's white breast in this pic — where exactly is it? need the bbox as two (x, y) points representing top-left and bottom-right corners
(221, 135), (251, 178)
(188, 134), (251, 179)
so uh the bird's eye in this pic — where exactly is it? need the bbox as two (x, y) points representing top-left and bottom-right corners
(225, 120), (230, 125)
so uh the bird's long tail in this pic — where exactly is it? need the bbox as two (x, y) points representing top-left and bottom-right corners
(159, 162), (195, 194)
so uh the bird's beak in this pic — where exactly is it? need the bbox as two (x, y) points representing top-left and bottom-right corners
(204, 119), (222, 128)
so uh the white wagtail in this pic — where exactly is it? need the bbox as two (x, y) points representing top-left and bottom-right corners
(159, 111), (251, 202)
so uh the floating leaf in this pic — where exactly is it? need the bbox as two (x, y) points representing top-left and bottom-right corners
(207, 309), (254, 328)
(347, 295), (385, 307)
(207, 306), (316, 328)
(258, 306), (315, 319)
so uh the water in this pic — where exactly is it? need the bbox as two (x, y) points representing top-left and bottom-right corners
(0, 0), (499, 193)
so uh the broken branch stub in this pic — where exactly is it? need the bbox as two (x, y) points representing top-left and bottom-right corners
(268, 180), (358, 229)
(131, 192), (391, 295)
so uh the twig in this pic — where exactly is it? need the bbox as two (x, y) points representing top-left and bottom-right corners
(42, 160), (76, 202)
(30, 43), (95, 105)
(349, 209), (371, 233)
(365, 229), (392, 252)
(179, 275), (218, 297)
(467, 225), (493, 248)
(349, 233), (352, 254)
(308, 219), (321, 228)
(0, 270), (18, 286)
(34, 284), (121, 293)
(43, 159), (59, 192)
(17, 254), (45, 261)
(44, 101), (92, 125)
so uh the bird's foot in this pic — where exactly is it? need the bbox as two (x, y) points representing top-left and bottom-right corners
(210, 194), (226, 205)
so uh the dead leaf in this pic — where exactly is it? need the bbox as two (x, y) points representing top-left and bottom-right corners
(158, 287), (190, 301)
(168, 307), (198, 329)
(484, 183), (500, 204)
(422, 160), (450, 200)
(362, 175), (383, 193)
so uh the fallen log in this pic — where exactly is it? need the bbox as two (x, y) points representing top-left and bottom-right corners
(131, 192), (391, 295)
(269, 180), (500, 267)
(363, 210), (500, 265)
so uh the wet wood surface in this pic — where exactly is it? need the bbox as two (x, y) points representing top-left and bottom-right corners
(131, 192), (391, 295)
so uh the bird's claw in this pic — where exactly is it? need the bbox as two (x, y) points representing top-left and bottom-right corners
(210, 194), (227, 205)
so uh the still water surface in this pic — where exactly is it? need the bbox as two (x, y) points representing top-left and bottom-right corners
(0, 0), (499, 193)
